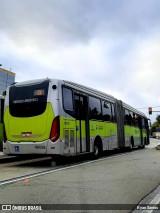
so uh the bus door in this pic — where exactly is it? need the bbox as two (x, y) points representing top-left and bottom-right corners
(74, 94), (89, 153)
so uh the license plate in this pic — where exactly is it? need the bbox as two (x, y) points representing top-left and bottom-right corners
(22, 132), (32, 137)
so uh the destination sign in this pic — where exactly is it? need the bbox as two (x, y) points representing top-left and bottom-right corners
(13, 98), (38, 104)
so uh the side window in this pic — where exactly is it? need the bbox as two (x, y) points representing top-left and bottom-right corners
(142, 118), (145, 128)
(129, 112), (133, 126)
(133, 113), (136, 126)
(62, 87), (73, 111)
(132, 113), (139, 127)
(74, 95), (87, 120)
(111, 103), (116, 122)
(138, 116), (142, 128)
(102, 101), (112, 121)
(128, 111), (133, 126)
(89, 96), (102, 120)
(124, 109), (129, 125)
(135, 114), (139, 127)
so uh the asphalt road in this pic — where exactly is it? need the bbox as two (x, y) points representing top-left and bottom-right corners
(0, 139), (160, 213)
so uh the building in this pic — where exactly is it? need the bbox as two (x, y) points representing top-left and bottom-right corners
(0, 68), (15, 95)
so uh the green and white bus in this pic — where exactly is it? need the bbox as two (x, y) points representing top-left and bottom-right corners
(3, 78), (149, 157)
(0, 95), (4, 150)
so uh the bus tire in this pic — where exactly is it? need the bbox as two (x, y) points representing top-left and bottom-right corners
(51, 161), (56, 167)
(141, 138), (146, 149)
(141, 145), (145, 149)
(129, 137), (134, 151)
(139, 138), (146, 149)
(92, 137), (102, 159)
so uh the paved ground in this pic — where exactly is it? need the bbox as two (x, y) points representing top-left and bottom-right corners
(0, 138), (160, 213)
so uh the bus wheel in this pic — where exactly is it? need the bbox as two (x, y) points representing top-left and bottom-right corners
(139, 138), (146, 149)
(142, 138), (146, 149)
(51, 161), (56, 167)
(94, 145), (99, 156)
(129, 137), (134, 151)
(93, 140), (102, 159)
(141, 139), (146, 149)
(141, 145), (145, 149)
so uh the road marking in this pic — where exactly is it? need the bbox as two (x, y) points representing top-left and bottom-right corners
(0, 150), (140, 186)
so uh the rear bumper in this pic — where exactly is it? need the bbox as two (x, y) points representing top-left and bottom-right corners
(3, 139), (61, 155)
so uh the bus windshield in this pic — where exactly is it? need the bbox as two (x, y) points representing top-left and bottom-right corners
(9, 80), (49, 117)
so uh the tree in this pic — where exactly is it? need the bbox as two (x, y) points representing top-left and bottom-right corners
(151, 115), (160, 133)
(156, 115), (160, 123)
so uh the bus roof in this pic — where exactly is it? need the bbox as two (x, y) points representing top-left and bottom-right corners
(64, 80), (116, 103)
(122, 101), (147, 118)
(12, 78), (50, 87)
(11, 78), (116, 103)
(10, 78), (147, 118)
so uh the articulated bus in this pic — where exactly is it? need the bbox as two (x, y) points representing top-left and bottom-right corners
(0, 95), (4, 150)
(3, 78), (149, 157)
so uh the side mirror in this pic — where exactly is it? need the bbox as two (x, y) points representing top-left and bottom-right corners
(104, 102), (109, 108)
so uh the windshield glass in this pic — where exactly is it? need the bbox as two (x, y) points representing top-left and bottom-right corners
(9, 80), (49, 117)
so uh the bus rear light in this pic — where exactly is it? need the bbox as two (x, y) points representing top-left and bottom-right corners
(50, 116), (60, 142)
(3, 126), (7, 143)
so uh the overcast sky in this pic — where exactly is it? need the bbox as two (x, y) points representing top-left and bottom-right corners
(0, 0), (160, 122)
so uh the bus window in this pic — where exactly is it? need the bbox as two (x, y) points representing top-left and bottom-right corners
(9, 80), (49, 117)
(0, 99), (4, 123)
(102, 101), (111, 121)
(124, 109), (129, 125)
(111, 103), (116, 122)
(89, 96), (102, 120)
(74, 95), (87, 120)
(141, 118), (145, 128)
(132, 113), (136, 126)
(135, 114), (139, 127)
(128, 111), (133, 126)
(62, 87), (73, 111)
(138, 117), (142, 128)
